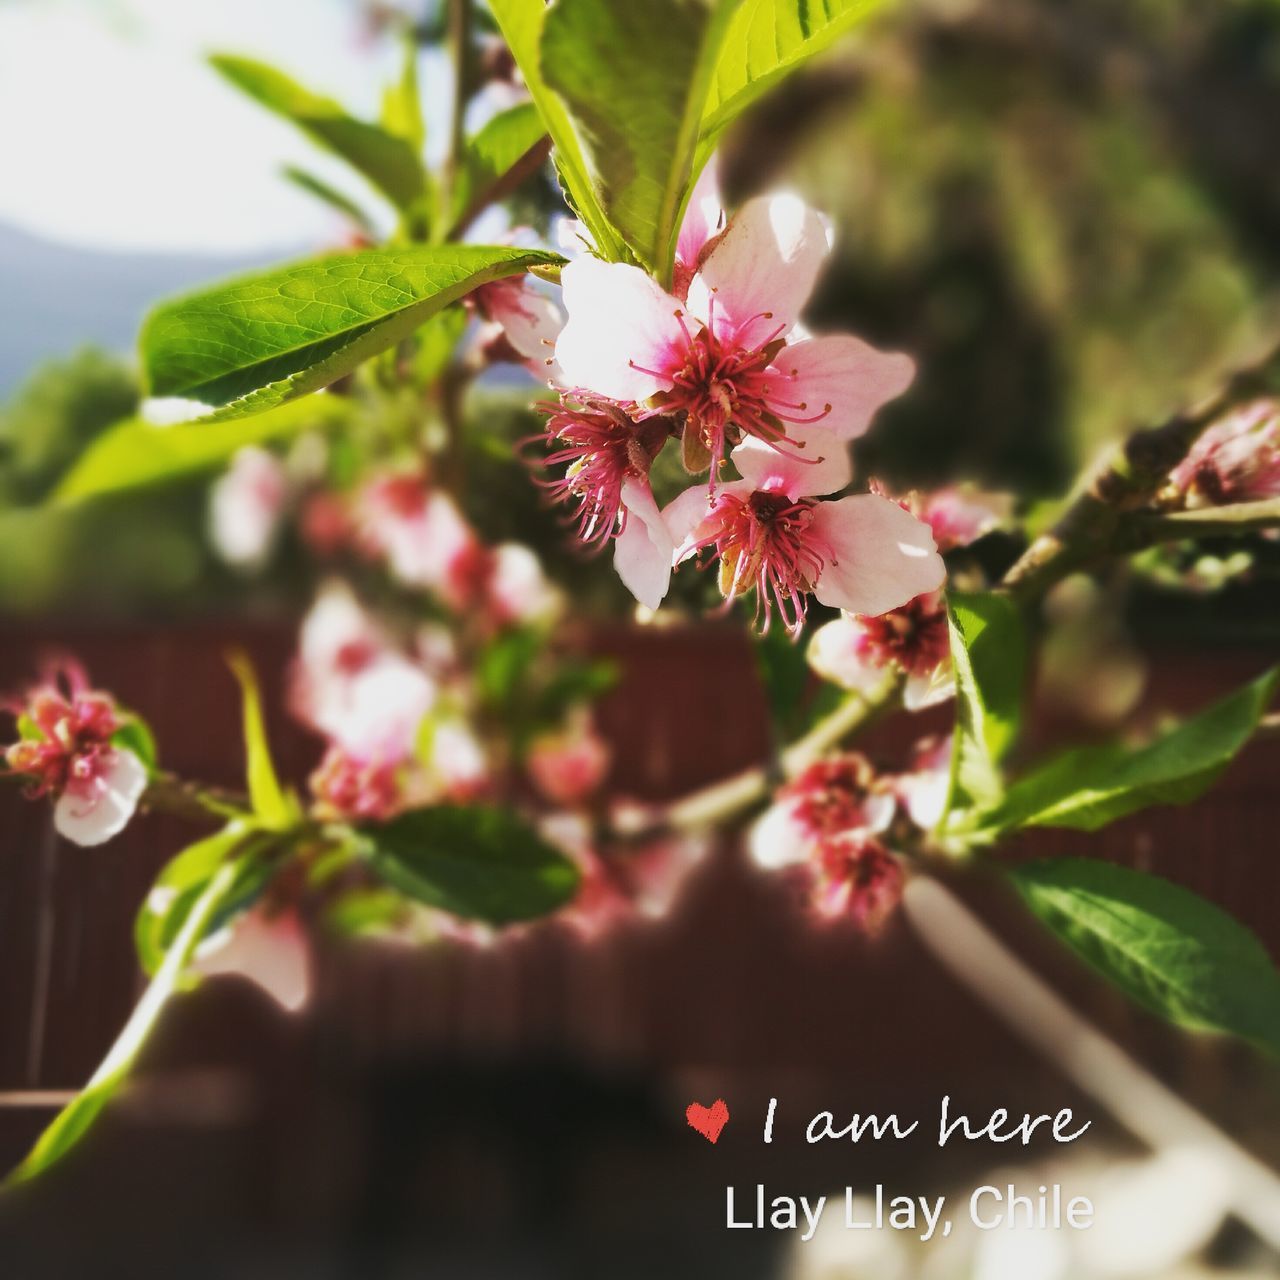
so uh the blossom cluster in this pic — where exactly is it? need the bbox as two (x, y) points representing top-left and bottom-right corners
(482, 174), (949, 633)
(750, 735), (952, 933)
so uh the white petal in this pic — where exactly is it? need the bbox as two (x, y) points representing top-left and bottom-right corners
(687, 193), (832, 347)
(768, 335), (915, 441)
(748, 800), (812, 869)
(662, 482), (722, 561)
(194, 910), (311, 1013)
(807, 615), (885, 693)
(490, 283), (565, 363)
(614, 479), (675, 609)
(555, 258), (686, 401)
(488, 543), (562, 624)
(731, 428), (851, 500)
(54, 748), (148, 847)
(810, 495), (946, 617)
(903, 664), (956, 711)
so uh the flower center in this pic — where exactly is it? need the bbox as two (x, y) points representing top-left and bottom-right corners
(632, 301), (831, 476)
(785, 755), (884, 837)
(859, 594), (950, 676)
(541, 400), (670, 545)
(688, 489), (828, 633)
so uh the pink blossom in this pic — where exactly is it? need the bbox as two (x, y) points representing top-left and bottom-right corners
(808, 589), (954, 709)
(485, 543), (562, 625)
(310, 746), (405, 821)
(750, 753), (895, 871)
(4, 662), (148, 847)
(555, 192), (914, 476)
(291, 583), (437, 760)
(1169, 400), (1280, 507)
(356, 471), (480, 595)
(209, 446), (288, 568)
(527, 716), (611, 805)
(882, 484), (1010, 553)
(810, 834), (904, 933)
(474, 276), (565, 380)
(660, 433), (945, 631)
(193, 906), (311, 1013)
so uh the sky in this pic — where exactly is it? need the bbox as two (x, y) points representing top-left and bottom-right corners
(0, 0), (452, 256)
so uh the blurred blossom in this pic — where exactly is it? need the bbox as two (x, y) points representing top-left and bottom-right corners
(750, 753), (894, 871)
(810, 833), (904, 931)
(299, 490), (353, 558)
(486, 543), (562, 626)
(193, 906), (311, 1014)
(426, 719), (490, 800)
(1169, 399), (1280, 508)
(356, 471), (479, 593)
(808, 589), (954, 710)
(209, 446), (288, 569)
(889, 484), (1012, 552)
(291, 582), (437, 759)
(4, 660), (147, 847)
(310, 745), (405, 821)
(527, 714), (611, 806)
(893, 733), (953, 831)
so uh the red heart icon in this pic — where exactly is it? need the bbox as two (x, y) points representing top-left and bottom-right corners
(686, 1098), (730, 1144)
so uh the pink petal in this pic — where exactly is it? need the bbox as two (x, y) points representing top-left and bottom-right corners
(768, 335), (915, 442)
(686, 193), (832, 347)
(489, 281), (565, 364)
(614, 479), (675, 609)
(54, 748), (147, 847)
(806, 615), (885, 694)
(731, 429), (851, 500)
(810, 495), (946, 617)
(555, 258), (686, 402)
(675, 161), (724, 279)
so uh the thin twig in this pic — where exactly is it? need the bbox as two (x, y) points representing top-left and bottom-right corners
(1118, 497), (1280, 550)
(614, 670), (904, 838)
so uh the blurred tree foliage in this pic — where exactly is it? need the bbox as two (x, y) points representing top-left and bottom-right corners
(2, 0), (1279, 621)
(722, 0), (1280, 494)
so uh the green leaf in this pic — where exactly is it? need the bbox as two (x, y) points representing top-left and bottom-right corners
(542, 0), (740, 280)
(986, 666), (1279, 834)
(140, 244), (562, 421)
(944, 591), (1026, 820)
(1012, 858), (1280, 1054)
(55, 395), (349, 504)
(362, 804), (580, 924)
(412, 306), (468, 386)
(450, 101), (549, 234)
(226, 652), (295, 829)
(756, 624), (820, 739)
(210, 53), (426, 212)
(134, 825), (249, 977)
(381, 33), (425, 156)
(699, 0), (884, 155)
(282, 166), (378, 237)
(487, 0), (627, 261)
(111, 716), (157, 774)
(6, 859), (241, 1185)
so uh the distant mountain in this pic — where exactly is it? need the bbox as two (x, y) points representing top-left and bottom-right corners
(0, 221), (297, 395)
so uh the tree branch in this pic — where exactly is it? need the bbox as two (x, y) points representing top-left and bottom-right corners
(1002, 341), (1280, 603)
